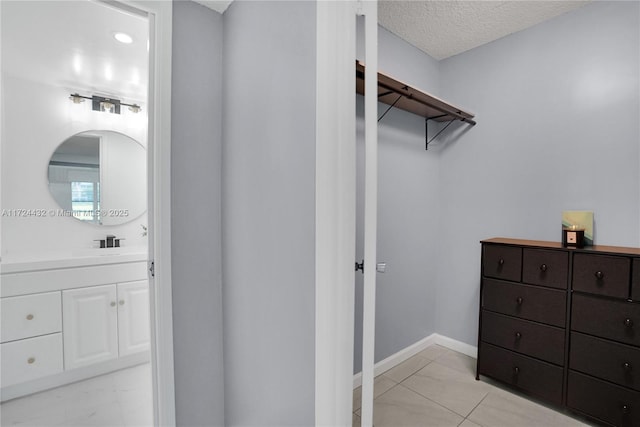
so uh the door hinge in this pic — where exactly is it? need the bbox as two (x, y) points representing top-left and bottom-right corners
(149, 260), (155, 278)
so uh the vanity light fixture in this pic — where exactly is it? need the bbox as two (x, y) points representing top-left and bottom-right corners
(100, 99), (116, 113)
(68, 93), (141, 114)
(69, 93), (87, 104)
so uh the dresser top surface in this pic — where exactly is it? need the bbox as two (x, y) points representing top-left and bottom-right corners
(481, 237), (640, 256)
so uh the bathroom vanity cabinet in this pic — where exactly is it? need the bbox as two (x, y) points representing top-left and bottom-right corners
(478, 238), (640, 427)
(0, 254), (149, 401)
(62, 280), (150, 370)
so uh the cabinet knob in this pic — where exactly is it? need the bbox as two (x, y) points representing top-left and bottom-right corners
(110, 301), (116, 307)
(515, 332), (522, 340)
(27, 357), (35, 364)
(498, 258), (505, 266)
(622, 404), (630, 414)
(26, 314), (34, 320)
(540, 264), (547, 272)
(623, 362), (633, 372)
(513, 366), (520, 375)
(594, 271), (604, 280)
(119, 300), (125, 306)
(624, 318), (634, 328)
(516, 297), (523, 306)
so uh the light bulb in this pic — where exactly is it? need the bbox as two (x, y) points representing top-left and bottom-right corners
(100, 101), (115, 113)
(114, 32), (133, 44)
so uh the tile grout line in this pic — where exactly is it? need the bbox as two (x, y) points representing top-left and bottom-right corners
(397, 366), (491, 421)
(462, 390), (491, 427)
(391, 382), (468, 421)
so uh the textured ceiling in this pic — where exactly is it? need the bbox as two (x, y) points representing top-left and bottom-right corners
(379, 1), (591, 60)
(194, 1), (591, 61)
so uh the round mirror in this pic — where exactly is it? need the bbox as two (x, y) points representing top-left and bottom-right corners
(48, 130), (146, 225)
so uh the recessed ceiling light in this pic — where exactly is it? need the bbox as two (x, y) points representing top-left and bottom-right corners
(114, 32), (133, 44)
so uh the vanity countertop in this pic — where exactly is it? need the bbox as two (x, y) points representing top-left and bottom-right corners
(1, 248), (148, 274)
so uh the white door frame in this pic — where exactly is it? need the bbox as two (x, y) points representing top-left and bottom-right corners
(315, 1), (358, 424)
(315, 1), (377, 425)
(111, 1), (175, 425)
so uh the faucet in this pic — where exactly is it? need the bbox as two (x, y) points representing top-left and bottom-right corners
(94, 235), (123, 248)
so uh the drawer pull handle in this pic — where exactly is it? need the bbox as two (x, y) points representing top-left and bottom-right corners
(119, 300), (125, 306)
(623, 362), (633, 372)
(513, 366), (520, 375)
(594, 271), (604, 280)
(498, 258), (505, 266)
(622, 404), (630, 414)
(540, 264), (547, 272)
(26, 314), (34, 320)
(110, 301), (116, 307)
(27, 357), (35, 364)
(516, 297), (523, 306)
(624, 318), (634, 328)
(515, 332), (522, 339)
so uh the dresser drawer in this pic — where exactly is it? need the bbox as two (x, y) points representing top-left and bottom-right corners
(483, 245), (522, 282)
(632, 258), (640, 301)
(570, 332), (640, 392)
(573, 253), (631, 298)
(0, 333), (63, 387)
(572, 294), (640, 347)
(482, 311), (565, 365)
(568, 371), (640, 427)
(1, 292), (62, 343)
(482, 279), (566, 327)
(522, 249), (568, 289)
(478, 342), (563, 405)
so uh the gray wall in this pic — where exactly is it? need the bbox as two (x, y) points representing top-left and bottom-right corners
(436, 1), (640, 345)
(354, 24), (442, 373)
(221, 1), (316, 425)
(171, 2), (225, 425)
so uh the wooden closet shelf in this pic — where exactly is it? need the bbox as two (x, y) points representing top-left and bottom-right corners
(355, 61), (476, 126)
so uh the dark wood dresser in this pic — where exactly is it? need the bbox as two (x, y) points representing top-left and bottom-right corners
(477, 238), (640, 426)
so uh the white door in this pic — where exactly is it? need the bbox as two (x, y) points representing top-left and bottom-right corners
(360, 3), (379, 426)
(62, 284), (118, 370)
(117, 280), (151, 356)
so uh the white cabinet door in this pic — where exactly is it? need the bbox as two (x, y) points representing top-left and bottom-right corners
(117, 280), (150, 356)
(63, 284), (118, 370)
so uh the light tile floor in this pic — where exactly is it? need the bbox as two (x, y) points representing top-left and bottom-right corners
(1, 348), (595, 427)
(1, 363), (152, 426)
(353, 345), (596, 427)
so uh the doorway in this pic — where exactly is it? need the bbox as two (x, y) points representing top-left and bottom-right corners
(0, 1), (174, 425)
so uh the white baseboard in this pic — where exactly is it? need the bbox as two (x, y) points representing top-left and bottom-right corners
(433, 334), (478, 359)
(1, 352), (150, 402)
(353, 333), (477, 389)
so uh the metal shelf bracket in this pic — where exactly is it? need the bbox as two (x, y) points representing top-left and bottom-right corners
(425, 116), (474, 150)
